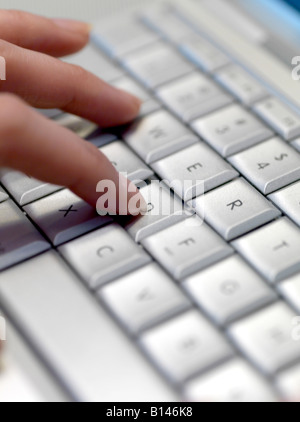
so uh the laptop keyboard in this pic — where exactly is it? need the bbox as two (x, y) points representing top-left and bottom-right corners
(1, 4), (300, 402)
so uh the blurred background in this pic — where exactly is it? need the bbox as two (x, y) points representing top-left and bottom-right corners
(0, 0), (162, 20)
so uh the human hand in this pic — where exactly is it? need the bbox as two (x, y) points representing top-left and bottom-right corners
(0, 10), (146, 214)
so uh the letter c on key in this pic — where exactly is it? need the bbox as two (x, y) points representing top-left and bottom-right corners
(97, 246), (114, 258)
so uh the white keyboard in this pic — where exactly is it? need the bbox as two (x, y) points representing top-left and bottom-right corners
(1, 4), (300, 402)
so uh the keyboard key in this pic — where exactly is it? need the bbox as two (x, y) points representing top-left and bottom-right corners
(184, 359), (277, 402)
(0, 200), (50, 270)
(184, 255), (277, 326)
(269, 182), (300, 227)
(233, 218), (300, 283)
(59, 224), (151, 290)
(0, 252), (177, 401)
(0, 170), (61, 207)
(140, 310), (234, 383)
(112, 76), (161, 117)
(229, 137), (300, 195)
(278, 273), (300, 314)
(92, 18), (159, 58)
(0, 188), (8, 203)
(142, 216), (233, 280)
(123, 42), (194, 89)
(54, 113), (98, 139)
(100, 141), (154, 182)
(123, 181), (187, 243)
(63, 44), (124, 82)
(157, 72), (232, 122)
(179, 35), (230, 73)
(215, 65), (268, 106)
(193, 178), (280, 241)
(151, 143), (238, 201)
(24, 190), (112, 246)
(36, 108), (63, 119)
(88, 133), (117, 148)
(254, 98), (300, 140)
(228, 302), (300, 375)
(276, 363), (300, 402)
(99, 263), (190, 334)
(142, 6), (195, 42)
(124, 110), (198, 164)
(192, 104), (273, 157)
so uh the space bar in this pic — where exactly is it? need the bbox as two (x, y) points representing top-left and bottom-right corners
(0, 251), (177, 402)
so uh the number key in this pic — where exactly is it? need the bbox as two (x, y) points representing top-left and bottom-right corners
(229, 137), (300, 195)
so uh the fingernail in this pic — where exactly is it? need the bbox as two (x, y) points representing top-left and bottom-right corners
(53, 18), (92, 35)
(115, 87), (142, 111)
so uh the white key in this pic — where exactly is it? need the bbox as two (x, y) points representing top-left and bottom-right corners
(278, 273), (300, 314)
(123, 42), (194, 89)
(276, 364), (300, 402)
(123, 181), (188, 243)
(179, 35), (230, 73)
(142, 216), (233, 280)
(99, 263), (190, 334)
(192, 104), (273, 157)
(112, 76), (161, 117)
(59, 224), (151, 290)
(54, 114), (98, 139)
(157, 72), (232, 122)
(228, 302), (300, 375)
(254, 98), (300, 140)
(269, 182), (300, 227)
(124, 110), (198, 164)
(215, 65), (268, 106)
(63, 44), (124, 82)
(184, 359), (278, 402)
(0, 200), (50, 270)
(0, 170), (61, 207)
(140, 310), (234, 383)
(0, 252), (178, 401)
(151, 143), (238, 201)
(229, 137), (300, 195)
(232, 217), (300, 283)
(0, 188), (8, 203)
(193, 178), (280, 241)
(184, 255), (277, 326)
(92, 18), (159, 58)
(100, 141), (153, 183)
(24, 190), (112, 247)
(142, 6), (196, 42)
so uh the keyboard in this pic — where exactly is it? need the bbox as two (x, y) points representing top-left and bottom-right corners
(1, 3), (300, 402)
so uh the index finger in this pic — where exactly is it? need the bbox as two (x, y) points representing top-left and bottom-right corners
(0, 40), (141, 127)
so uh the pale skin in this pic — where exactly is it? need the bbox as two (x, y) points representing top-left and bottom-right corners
(0, 10), (147, 214)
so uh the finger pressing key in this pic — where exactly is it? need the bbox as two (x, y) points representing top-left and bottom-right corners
(0, 94), (146, 214)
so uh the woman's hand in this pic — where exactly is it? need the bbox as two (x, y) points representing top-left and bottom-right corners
(0, 10), (146, 214)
